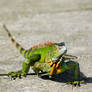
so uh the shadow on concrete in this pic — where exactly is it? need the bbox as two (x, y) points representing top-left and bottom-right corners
(28, 60), (92, 85)
(27, 69), (92, 85)
(40, 71), (87, 83)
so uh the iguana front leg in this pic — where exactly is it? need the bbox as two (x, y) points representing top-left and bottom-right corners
(63, 54), (77, 60)
(61, 59), (84, 86)
(8, 54), (41, 79)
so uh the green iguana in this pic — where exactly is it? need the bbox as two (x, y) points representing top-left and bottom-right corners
(2, 25), (84, 86)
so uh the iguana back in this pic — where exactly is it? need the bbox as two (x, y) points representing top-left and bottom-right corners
(3, 25), (55, 60)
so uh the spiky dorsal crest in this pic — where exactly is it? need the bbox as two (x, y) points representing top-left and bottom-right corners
(28, 41), (54, 51)
(32, 41), (53, 49)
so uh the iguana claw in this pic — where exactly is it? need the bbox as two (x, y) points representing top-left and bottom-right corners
(67, 80), (84, 86)
(8, 71), (27, 80)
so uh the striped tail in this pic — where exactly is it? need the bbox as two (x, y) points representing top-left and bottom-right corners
(3, 25), (27, 58)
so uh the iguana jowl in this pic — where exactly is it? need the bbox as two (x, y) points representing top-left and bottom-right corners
(2, 25), (84, 86)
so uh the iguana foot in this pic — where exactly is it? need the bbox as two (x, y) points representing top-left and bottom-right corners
(67, 80), (84, 86)
(8, 71), (27, 80)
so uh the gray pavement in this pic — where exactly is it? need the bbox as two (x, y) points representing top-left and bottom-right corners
(0, 0), (92, 92)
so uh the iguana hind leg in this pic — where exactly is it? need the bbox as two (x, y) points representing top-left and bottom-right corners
(32, 62), (51, 76)
(8, 54), (41, 79)
(8, 59), (30, 80)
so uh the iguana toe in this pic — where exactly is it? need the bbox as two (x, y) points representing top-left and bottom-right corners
(67, 80), (85, 86)
(8, 71), (27, 80)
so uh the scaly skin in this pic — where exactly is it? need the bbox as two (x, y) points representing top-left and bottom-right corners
(3, 25), (84, 86)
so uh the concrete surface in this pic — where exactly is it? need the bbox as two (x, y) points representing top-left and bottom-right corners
(0, 0), (92, 92)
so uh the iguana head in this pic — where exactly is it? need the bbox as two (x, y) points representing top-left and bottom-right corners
(54, 42), (67, 55)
